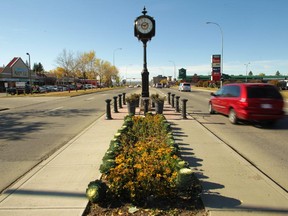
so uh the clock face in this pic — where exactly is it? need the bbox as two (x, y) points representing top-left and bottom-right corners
(136, 17), (153, 34)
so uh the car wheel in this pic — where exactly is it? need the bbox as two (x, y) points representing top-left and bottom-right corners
(229, 108), (238, 124)
(208, 103), (215, 114)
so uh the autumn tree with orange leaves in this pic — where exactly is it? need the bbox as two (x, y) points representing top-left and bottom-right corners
(53, 49), (120, 87)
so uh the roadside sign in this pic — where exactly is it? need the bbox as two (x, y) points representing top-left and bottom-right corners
(212, 63), (221, 67)
(16, 82), (25, 87)
(211, 54), (221, 81)
(212, 67), (221, 72)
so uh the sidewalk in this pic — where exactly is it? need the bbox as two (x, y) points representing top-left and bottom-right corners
(170, 117), (288, 216)
(0, 109), (124, 216)
(0, 102), (287, 216)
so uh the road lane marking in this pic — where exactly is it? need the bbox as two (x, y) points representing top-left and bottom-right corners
(85, 97), (94, 101)
(45, 106), (63, 113)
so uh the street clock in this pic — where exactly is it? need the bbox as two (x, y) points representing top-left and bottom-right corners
(134, 7), (156, 98)
(134, 7), (155, 41)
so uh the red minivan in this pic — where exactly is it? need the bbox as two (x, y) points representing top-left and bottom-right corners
(209, 83), (284, 124)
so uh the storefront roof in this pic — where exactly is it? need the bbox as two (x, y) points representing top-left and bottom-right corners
(6, 57), (20, 68)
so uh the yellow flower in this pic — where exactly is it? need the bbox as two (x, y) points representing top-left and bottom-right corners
(156, 173), (162, 180)
(133, 164), (142, 169)
(165, 167), (171, 174)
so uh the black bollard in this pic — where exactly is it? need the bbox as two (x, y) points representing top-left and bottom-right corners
(143, 98), (149, 114)
(105, 99), (112, 120)
(181, 99), (188, 119)
(118, 94), (123, 108)
(171, 94), (175, 108)
(113, 96), (119, 113)
(175, 96), (180, 112)
(122, 93), (126, 105)
(168, 92), (171, 105)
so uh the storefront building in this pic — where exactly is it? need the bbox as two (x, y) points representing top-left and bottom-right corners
(0, 57), (36, 92)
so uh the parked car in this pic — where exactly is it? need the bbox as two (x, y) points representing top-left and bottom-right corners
(38, 86), (47, 93)
(68, 84), (77, 90)
(83, 84), (96, 89)
(7, 86), (31, 95)
(179, 83), (191, 92)
(42, 85), (57, 92)
(7, 87), (18, 95)
(209, 83), (284, 125)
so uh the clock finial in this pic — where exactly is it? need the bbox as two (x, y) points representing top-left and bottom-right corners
(142, 6), (147, 15)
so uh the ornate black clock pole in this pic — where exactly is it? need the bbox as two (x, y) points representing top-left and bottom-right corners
(134, 7), (155, 98)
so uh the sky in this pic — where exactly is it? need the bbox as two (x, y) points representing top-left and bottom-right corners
(0, 0), (288, 81)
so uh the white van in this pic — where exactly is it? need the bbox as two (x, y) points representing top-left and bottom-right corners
(178, 83), (191, 92)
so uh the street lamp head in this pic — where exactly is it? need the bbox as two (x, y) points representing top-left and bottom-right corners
(26, 52), (30, 56)
(206, 21), (219, 26)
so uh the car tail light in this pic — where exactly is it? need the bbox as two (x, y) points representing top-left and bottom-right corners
(239, 98), (249, 110)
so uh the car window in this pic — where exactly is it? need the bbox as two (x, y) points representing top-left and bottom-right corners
(223, 85), (240, 97)
(247, 86), (282, 99)
(214, 87), (224, 96)
(221, 86), (230, 97)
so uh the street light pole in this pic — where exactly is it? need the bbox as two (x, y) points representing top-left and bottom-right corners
(26, 53), (32, 91)
(206, 22), (224, 86)
(168, 60), (176, 81)
(113, 48), (122, 66)
(245, 62), (251, 82)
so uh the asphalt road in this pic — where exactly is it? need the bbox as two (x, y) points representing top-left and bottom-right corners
(0, 88), (136, 192)
(160, 87), (288, 192)
(1, 87), (287, 195)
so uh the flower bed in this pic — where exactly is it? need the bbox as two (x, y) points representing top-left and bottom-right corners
(85, 113), (203, 214)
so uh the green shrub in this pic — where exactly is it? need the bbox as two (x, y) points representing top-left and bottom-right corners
(99, 159), (115, 174)
(86, 180), (107, 203)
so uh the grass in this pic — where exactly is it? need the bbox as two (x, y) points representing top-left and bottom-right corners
(281, 91), (288, 100)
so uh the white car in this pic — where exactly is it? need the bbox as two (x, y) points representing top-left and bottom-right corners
(155, 83), (163, 88)
(84, 84), (93, 89)
(179, 83), (191, 92)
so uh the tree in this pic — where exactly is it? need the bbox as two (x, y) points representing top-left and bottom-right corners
(33, 62), (44, 72)
(96, 60), (120, 87)
(97, 60), (107, 87)
(275, 71), (281, 76)
(259, 73), (265, 76)
(248, 71), (253, 76)
(76, 51), (98, 80)
(33, 62), (45, 77)
(54, 49), (120, 88)
(50, 67), (66, 85)
(55, 49), (78, 77)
